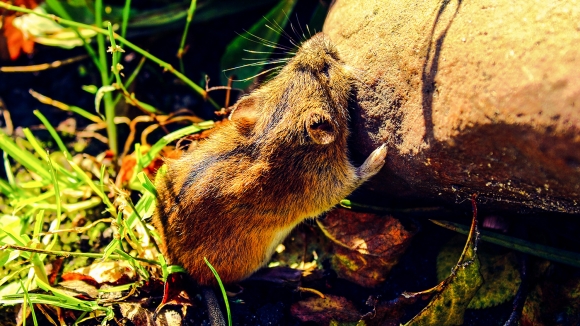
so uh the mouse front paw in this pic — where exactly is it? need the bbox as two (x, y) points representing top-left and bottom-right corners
(356, 143), (387, 181)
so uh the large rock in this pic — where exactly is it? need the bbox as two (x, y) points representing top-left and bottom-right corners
(323, 0), (580, 213)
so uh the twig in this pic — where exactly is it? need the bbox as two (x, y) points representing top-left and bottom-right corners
(0, 55), (89, 72)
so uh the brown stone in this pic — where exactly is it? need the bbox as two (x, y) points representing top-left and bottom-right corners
(324, 0), (580, 213)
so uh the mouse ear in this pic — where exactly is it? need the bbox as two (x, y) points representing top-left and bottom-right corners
(229, 97), (258, 134)
(306, 111), (336, 145)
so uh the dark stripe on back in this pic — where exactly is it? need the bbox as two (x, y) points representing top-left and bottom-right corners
(177, 145), (255, 202)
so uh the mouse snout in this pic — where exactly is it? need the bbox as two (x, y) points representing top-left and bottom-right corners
(294, 33), (340, 72)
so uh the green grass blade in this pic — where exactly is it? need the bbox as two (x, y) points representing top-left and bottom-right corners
(113, 56), (146, 107)
(45, 155), (62, 251)
(95, 0), (118, 158)
(68, 160), (115, 213)
(3, 151), (16, 187)
(0, 175), (14, 196)
(431, 219), (580, 268)
(121, 0), (132, 41)
(0, 133), (51, 181)
(22, 128), (78, 184)
(33, 110), (73, 160)
(136, 172), (157, 197)
(204, 257), (232, 326)
(20, 279), (39, 326)
(32, 210), (44, 243)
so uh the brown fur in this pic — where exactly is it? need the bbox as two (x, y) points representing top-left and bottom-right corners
(153, 33), (387, 286)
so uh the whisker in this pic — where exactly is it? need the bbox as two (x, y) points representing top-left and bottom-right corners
(234, 66), (284, 82)
(237, 31), (294, 52)
(266, 14), (300, 48)
(306, 25), (313, 39)
(240, 58), (290, 66)
(236, 31), (289, 50)
(265, 22), (299, 48)
(243, 49), (296, 56)
(295, 13), (308, 43)
(223, 59), (288, 72)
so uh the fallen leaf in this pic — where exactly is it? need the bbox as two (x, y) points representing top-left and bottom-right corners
(155, 272), (193, 317)
(291, 294), (361, 324)
(119, 302), (182, 326)
(65, 260), (136, 285)
(318, 209), (417, 287)
(359, 295), (429, 326)
(57, 279), (99, 299)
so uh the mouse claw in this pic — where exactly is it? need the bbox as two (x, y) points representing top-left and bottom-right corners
(356, 143), (388, 181)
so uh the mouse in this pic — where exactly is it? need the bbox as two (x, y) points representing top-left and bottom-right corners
(153, 32), (388, 287)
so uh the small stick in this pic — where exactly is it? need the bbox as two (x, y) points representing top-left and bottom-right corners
(0, 55), (88, 72)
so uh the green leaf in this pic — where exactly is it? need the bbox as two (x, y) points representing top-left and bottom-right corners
(404, 207), (483, 326)
(436, 235), (521, 309)
(220, 0), (298, 89)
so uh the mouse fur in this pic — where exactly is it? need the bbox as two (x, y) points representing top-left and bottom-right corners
(153, 33), (387, 286)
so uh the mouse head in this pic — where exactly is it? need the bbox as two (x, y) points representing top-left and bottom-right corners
(229, 33), (353, 148)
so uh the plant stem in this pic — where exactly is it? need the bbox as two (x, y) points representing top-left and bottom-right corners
(178, 0), (197, 73)
(94, 0), (118, 160)
(121, 0), (132, 42)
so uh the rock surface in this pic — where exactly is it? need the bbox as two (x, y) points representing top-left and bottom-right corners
(323, 0), (580, 213)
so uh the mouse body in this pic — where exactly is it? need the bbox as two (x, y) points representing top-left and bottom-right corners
(153, 33), (387, 286)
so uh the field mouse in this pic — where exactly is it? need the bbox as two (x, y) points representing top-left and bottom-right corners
(153, 32), (387, 286)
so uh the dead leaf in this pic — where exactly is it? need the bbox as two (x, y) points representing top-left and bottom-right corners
(66, 260), (136, 285)
(57, 279), (100, 299)
(291, 294), (361, 324)
(318, 209), (417, 287)
(359, 295), (429, 326)
(119, 302), (183, 326)
(155, 273), (193, 317)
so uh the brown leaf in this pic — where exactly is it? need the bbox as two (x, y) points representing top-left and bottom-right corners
(57, 279), (100, 299)
(155, 273), (193, 317)
(360, 295), (428, 326)
(61, 272), (99, 288)
(65, 260), (136, 285)
(291, 294), (360, 324)
(119, 302), (183, 326)
(318, 208), (418, 287)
